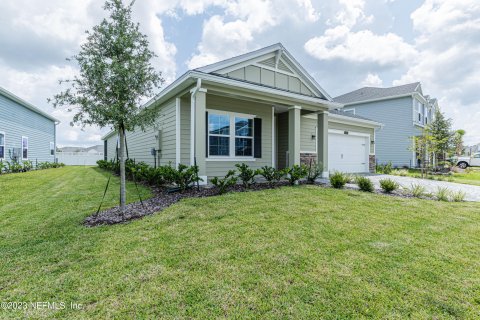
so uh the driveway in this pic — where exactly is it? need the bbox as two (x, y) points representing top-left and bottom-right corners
(366, 175), (480, 202)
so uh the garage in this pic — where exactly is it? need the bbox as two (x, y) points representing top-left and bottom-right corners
(328, 131), (369, 173)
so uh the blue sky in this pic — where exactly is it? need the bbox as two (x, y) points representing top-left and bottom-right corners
(0, 0), (478, 146)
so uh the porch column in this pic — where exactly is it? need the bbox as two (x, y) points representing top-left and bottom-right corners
(317, 111), (329, 177)
(192, 88), (207, 181)
(288, 106), (301, 166)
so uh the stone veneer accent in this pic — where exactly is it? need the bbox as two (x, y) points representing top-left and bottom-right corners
(369, 155), (376, 173)
(300, 153), (317, 166)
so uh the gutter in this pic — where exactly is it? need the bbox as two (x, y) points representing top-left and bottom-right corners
(190, 78), (202, 165)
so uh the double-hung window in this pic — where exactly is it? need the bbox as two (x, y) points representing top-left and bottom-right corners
(208, 111), (255, 158)
(22, 136), (28, 160)
(0, 132), (4, 159)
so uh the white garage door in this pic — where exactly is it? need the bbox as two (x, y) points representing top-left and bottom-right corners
(328, 132), (369, 173)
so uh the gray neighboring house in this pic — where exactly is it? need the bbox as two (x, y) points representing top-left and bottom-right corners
(334, 82), (438, 168)
(0, 86), (59, 164)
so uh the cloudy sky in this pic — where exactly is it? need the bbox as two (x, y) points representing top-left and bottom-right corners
(1, 0), (479, 146)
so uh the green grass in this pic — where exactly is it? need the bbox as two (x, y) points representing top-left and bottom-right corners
(391, 167), (480, 186)
(1, 167), (480, 319)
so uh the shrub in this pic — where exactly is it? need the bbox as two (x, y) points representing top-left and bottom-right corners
(259, 166), (284, 187)
(329, 171), (347, 189)
(356, 176), (375, 192)
(306, 161), (323, 184)
(8, 161), (23, 173)
(376, 162), (393, 174)
(0, 160), (5, 174)
(407, 183), (427, 198)
(210, 170), (237, 195)
(284, 164), (308, 186)
(22, 160), (33, 172)
(379, 178), (399, 193)
(450, 190), (466, 202)
(435, 187), (451, 201)
(235, 163), (259, 189)
(173, 164), (202, 191)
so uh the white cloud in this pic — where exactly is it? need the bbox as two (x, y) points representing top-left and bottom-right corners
(305, 0), (415, 66)
(187, 0), (320, 69)
(305, 27), (417, 65)
(361, 73), (383, 87)
(394, 0), (480, 144)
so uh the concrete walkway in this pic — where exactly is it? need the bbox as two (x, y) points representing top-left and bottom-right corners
(319, 174), (480, 202)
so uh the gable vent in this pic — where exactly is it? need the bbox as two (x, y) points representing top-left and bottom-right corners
(278, 60), (293, 74)
(258, 57), (276, 68)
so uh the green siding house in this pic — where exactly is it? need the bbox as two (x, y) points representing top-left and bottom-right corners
(0, 87), (59, 165)
(103, 44), (382, 181)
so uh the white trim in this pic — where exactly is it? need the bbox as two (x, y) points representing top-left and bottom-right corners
(0, 131), (5, 160)
(300, 151), (317, 154)
(271, 106), (275, 168)
(343, 108), (355, 115)
(328, 129), (370, 138)
(288, 105), (302, 110)
(206, 109), (256, 119)
(49, 142), (55, 156)
(304, 113), (383, 128)
(207, 110), (255, 159)
(175, 97), (181, 168)
(21, 136), (28, 160)
(206, 158), (256, 162)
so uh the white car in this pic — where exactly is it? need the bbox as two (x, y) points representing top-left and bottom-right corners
(456, 153), (480, 169)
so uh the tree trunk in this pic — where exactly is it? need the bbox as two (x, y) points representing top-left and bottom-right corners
(119, 127), (127, 213)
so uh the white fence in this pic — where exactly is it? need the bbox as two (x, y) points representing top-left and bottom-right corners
(56, 152), (104, 166)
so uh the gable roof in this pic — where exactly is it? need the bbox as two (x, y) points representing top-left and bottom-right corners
(334, 82), (421, 105)
(195, 43), (333, 101)
(0, 86), (59, 123)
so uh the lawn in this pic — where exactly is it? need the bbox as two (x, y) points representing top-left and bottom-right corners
(391, 167), (480, 186)
(1, 166), (480, 319)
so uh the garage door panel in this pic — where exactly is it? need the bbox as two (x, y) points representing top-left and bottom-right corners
(328, 133), (369, 173)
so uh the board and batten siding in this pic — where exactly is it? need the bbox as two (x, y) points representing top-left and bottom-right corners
(104, 99), (177, 167)
(205, 95), (273, 178)
(0, 93), (55, 163)
(346, 97), (415, 167)
(224, 65), (314, 97)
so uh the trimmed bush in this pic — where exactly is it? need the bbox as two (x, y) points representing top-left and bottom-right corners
(211, 170), (237, 195)
(259, 166), (284, 187)
(306, 161), (323, 184)
(235, 163), (259, 189)
(356, 176), (375, 192)
(329, 171), (347, 189)
(379, 178), (399, 193)
(173, 164), (202, 191)
(284, 164), (308, 186)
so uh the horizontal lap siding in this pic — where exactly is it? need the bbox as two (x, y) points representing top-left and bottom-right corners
(300, 116), (316, 153)
(206, 95), (273, 177)
(328, 121), (375, 154)
(105, 134), (118, 161)
(348, 97), (414, 167)
(180, 97), (191, 165)
(103, 99), (177, 167)
(0, 94), (55, 164)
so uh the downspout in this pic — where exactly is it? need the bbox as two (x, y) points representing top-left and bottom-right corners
(190, 78), (202, 166)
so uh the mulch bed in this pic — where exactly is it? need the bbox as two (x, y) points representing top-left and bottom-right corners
(84, 180), (435, 227)
(84, 181), (296, 227)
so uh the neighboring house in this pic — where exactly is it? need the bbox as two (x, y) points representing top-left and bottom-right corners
(334, 82), (438, 168)
(0, 86), (59, 164)
(102, 43), (382, 180)
(57, 145), (104, 166)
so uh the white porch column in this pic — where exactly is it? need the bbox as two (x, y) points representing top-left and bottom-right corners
(317, 111), (329, 177)
(288, 106), (301, 166)
(190, 88), (208, 182)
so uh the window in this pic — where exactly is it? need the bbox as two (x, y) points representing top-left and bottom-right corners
(50, 142), (55, 156)
(22, 136), (28, 160)
(208, 111), (255, 158)
(0, 132), (4, 159)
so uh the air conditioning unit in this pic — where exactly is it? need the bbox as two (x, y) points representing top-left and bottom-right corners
(10, 148), (21, 161)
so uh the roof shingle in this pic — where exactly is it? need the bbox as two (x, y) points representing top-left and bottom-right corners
(334, 82), (420, 104)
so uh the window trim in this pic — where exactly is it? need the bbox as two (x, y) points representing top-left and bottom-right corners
(0, 131), (5, 160)
(22, 136), (28, 160)
(50, 142), (55, 156)
(207, 109), (256, 159)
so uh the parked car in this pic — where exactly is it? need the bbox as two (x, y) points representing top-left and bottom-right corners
(456, 153), (480, 168)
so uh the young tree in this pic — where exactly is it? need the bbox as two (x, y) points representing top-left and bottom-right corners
(429, 109), (453, 164)
(452, 129), (466, 156)
(51, 0), (164, 212)
(411, 127), (435, 178)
